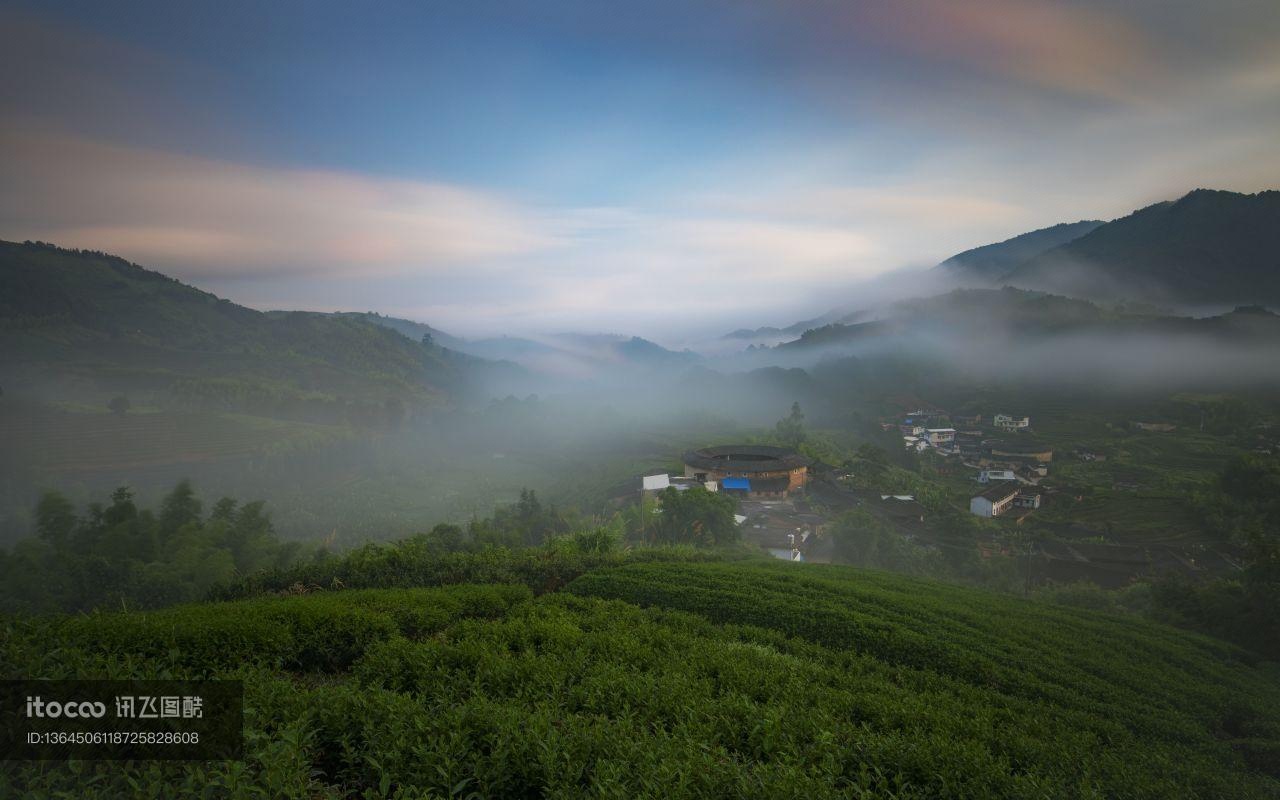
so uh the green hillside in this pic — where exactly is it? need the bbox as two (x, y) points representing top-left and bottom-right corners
(1004, 189), (1280, 305)
(937, 219), (1104, 280)
(0, 240), (470, 410)
(5, 556), (1278, 798)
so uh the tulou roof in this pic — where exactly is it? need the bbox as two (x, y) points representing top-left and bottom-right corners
(683, 444), (811, 473)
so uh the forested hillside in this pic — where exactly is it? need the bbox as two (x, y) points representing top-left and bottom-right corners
(0, 240), (478, 412)
(1004, 190), (1280, 305)
(937, 219), (1104, 280)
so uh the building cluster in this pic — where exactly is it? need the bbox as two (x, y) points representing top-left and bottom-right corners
(888, 407), (1053, 519)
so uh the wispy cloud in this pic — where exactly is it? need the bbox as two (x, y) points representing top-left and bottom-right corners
(851, 0), (1160, 103)
(0, 127), (557, 278)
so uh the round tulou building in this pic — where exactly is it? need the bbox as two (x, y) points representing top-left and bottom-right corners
(682, 444), (810, 499)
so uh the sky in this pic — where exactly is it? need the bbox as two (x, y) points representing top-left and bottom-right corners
(2, 0), (1279, 342)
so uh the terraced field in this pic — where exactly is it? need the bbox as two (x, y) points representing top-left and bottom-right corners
(4, 557), (1278, 798)
(1037, 490), (1207, 543)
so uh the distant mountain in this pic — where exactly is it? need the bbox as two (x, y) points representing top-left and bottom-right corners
(0, 240), (480, 409)
(341, 310), (698, 376)
(772, 286), (1280, 351)
(775, 320), (895, 350)
(334, 312), (470, 352)
(1003, 189), (1280, 306)
(724, 309), (847, 341)
(937, 219), (1104, 280)
(560, 333), (700, 367)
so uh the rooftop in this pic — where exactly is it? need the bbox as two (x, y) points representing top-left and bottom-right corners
(683, 444), (811, 473)
(976, 481), (1020, 502)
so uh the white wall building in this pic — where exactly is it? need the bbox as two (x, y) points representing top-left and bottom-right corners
(926, 428), (956, 446)
(978, 469), (1016, 483)
(969, 482), (1020, 517)
(993, 414), (1030, 431)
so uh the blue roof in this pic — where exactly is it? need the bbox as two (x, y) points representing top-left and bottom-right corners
(721, 478), (750, 490)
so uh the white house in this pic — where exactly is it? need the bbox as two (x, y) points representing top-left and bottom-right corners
(642, 474), (717, 493)
(969, 482), (1020, 517)
(993, 414), (1030, 431)
(978, 469), (1016, 483)
(641, 474), (670, 492)
(926, 428), (956, 446)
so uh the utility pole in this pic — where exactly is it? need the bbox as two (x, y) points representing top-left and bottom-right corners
(1022, 533), (1034, 598)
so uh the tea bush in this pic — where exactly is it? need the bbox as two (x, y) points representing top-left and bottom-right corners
(2, 558), (1278, 798)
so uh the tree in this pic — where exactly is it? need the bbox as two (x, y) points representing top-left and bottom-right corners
(103, 487), (138, 527)
(427, 523), (464, 552)
(210, 497), (238, 523)
(829, 509), (939, 574)
(775, 402), (807, 448)
(107, 395), (131, 415)
(654, 487), (738, 546)
(35, 491), (78, 551)
(159, 479), (203, 537)
(856, 443), (889, 467)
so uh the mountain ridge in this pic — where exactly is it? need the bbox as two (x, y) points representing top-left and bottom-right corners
(938, 219), (1105, 280)
(1002, 189), (1280, 305)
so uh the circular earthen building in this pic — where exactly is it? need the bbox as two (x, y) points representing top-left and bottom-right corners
(682, 444), (810, 498)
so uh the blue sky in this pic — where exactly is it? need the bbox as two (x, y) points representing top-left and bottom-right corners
(2, 1), (1279, 341)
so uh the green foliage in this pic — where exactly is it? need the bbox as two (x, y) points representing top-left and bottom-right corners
(650, 486), (739, 546)
(1147, 452), (1280, 659)
(469, 489), (570, 548)
(213, 539), (735, 602)
(774, 400), (807, 448)
(0, 241), (463, 416)
(829, 508), (941, 575)
(0, 481), (304, 613)
(5, 559), (1279, 797)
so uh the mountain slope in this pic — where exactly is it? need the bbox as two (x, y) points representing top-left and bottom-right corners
(938, 219), (1104, 280)
(333, 311), (471, 352)
(776, 287), (1280, 347)
(1004, 189), (1280, 305)
(0, 240), (468, 407)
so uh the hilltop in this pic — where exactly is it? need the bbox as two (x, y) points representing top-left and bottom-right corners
(0, 240), (485, 409)
(1002, 189), (1280, 306)
(5, 554), (1279, 797)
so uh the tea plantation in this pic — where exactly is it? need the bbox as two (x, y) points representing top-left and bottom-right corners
(3, 558), (1279, 798)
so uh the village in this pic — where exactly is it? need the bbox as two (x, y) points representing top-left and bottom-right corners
(626, 404), (1245, 590)
(889, 409), (1049, 519)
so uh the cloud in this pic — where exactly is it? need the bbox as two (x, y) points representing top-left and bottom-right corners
(853, 0), (1161, 103)
(3, 1), (1279, 341)
(0, 127), (557, 278)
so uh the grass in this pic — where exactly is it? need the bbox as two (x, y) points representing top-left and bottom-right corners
(3, 556), (1278, 798)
